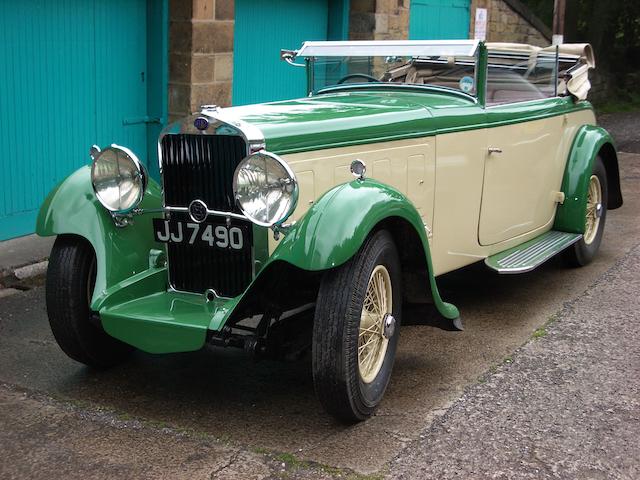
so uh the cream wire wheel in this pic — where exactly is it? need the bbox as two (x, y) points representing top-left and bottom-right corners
(563, 156), (608, 267)
(312, 230), (401, 422)
(584, 174), (602, 245)
(358, 265), (393, 383)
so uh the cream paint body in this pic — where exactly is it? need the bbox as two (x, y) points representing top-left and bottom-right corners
(270, 109), (596, 276)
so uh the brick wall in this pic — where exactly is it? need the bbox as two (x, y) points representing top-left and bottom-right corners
(168, 0), (235, 121)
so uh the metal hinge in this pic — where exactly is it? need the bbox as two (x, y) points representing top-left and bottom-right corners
(554, 191), (566, 204)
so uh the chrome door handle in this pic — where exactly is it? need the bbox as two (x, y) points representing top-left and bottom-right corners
(488, 147), (502, 154)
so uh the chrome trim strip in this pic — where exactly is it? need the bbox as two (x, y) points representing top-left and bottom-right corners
(295, 40), (480, 58)
(164, 205), (249, 221)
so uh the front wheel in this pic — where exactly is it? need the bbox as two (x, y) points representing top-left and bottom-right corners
(312, 230), (402, 422)
(563, 156), (608, 267)
(46, 235), (133, 368)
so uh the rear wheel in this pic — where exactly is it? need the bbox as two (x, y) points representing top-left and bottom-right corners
(312, 230), (401, 422)
(46, 236), (133, 368)
(564, 156), (608, 267)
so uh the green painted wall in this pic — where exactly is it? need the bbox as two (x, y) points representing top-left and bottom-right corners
(409, 0), (471, 40)
(232, 0), (350, 106)
(0, 0), (167, 241)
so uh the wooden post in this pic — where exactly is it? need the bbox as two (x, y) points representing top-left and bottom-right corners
(552, 0), (566, 45)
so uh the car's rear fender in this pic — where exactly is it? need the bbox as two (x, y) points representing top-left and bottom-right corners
(36, 165), (164, 308)
(554, 125), (622, 234)
(263, 179), (460, 321)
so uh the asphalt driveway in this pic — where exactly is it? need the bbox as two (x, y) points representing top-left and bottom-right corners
(0, 116), (639, 478)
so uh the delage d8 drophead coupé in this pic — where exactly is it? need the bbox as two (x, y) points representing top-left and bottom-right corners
(38, 40), (622, 421)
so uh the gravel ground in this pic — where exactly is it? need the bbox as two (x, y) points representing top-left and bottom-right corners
(598, 111), (640, 154)
(388, 243), (640, 479)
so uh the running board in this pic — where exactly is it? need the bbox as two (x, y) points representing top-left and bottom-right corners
(485, 230), (582, 274)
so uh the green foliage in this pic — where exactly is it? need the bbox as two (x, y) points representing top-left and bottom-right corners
(595, 91), (640, 114)
(519, 0), (553, 27)
(521, 0), (640, 100)
(520, 0), (640, 72)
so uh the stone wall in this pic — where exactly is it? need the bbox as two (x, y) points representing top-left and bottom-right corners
(350, 0), (549, 46)
(168, 0), (193, 120)
(168, 0), (551, 118)
(469, 0), (550, 46)
(350, 0), (410, 41)
(168, 0), (235, 121)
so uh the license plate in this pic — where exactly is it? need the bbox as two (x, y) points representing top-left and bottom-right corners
(153, 218), (250, 251)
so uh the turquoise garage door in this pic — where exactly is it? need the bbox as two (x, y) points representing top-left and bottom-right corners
(233, 0), (349, 106)
(0, 0), (167, 240)
(409, 0), (471, 40)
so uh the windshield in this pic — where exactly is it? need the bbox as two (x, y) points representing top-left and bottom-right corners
(309, 54), (479, 96)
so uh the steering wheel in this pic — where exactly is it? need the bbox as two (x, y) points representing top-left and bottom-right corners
(337, 73), (380, 84)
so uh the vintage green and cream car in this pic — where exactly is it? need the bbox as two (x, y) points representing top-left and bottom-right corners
(38, 40), (622, 422)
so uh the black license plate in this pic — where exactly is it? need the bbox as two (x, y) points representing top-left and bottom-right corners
(153, 218), (251, 251)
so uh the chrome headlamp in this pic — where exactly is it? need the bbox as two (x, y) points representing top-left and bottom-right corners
(90, 145), (147, 214)
(233, 150), (298, 227)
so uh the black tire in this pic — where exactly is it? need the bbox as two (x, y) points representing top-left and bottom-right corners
(312, 230), (402, 422)
(46, 235), (133, 368)
(563, 156), (608, 267)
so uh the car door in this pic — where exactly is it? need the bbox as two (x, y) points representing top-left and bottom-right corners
(479, 112), (565, 245)
(478, 50), (565, 246)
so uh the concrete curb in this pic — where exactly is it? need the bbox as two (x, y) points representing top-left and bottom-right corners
(13, 261), (49, 281)
(0, 234), (54, 293)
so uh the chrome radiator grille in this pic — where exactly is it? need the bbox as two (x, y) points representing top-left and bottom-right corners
(160, 134), (252, 297)
(161, 134), (246, 211)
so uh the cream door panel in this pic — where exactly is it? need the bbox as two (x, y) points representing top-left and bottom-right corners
(290, 170), (315, 221)
(372, 159), (391, 182)
(479, 115), (565, 245)
(269, 138), (435, 255)
(430, 129), (488, 276)
(407, 154), (430, 218)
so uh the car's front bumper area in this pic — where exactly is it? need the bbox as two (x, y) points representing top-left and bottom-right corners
(93, 267), (240, 354)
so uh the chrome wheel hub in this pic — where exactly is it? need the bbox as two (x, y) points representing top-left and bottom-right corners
(382, 313), (396, 339)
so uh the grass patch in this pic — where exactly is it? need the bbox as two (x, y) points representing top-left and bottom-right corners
(275, 452), (307, 469)
(270, 450), (383, 479)
(532, 326), (547, 338)
(532, 314), (558, 341)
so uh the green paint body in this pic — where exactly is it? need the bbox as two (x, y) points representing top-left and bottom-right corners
(553, 125), (616, 233)
(36, 86), (618, 354)
(265, 179), (459, 319)
(36, 166), (164, 307)
(228, 90), (592, 155)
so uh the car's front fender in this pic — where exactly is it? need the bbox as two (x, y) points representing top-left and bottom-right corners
(554, 125), (621, 233)
(36, 166), (163, 308)
(266, 179), (459, 320)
